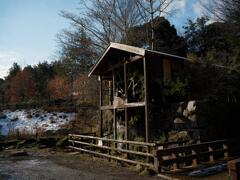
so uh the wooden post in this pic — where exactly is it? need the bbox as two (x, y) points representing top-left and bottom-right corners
(143, 57), (150, 143)
(113, 71), (117, 141)
(228, 159), (240, 180)
(208, 146), (214, 162)
(172, 153), (178, 170)
(192, 149), (197, 167)
(124, 61), (129, 158)
(153, 146), (160, 173)
(99, 75), (103, 137)
(124, 62), (128, 141)
(223, 144), (229, 159)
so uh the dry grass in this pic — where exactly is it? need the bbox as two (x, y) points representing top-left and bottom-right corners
(62, 108), (98, 134)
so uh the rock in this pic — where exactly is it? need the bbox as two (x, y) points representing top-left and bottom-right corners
(183, 109), (189, 117)
(187, 101), (196, 113)
(9, 150), (28, 157)
(174, 117), (185, 124)
(188, 114), (197, 122)
(176, 102), (187, 114)
(0, 113), (6, 119)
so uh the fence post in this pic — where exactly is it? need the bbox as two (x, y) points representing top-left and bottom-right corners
(172, 153), (178, 170)
(223, 144), (229, 159)
(208, 146), (214, 162)
(68, 134), (71, 147)
(192, 149), (198, 167)
(108, 141), (111, 162)
(79, 136), (82, 154)
(153, 146), (160, 173)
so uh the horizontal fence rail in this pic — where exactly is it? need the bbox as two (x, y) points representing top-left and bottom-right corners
(69, 134), (156, 169)
(68, 134), (240, 174)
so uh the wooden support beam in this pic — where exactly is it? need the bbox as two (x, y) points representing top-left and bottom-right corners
(69, 134), (156, 146)
(101, 76), (112, 80)
(113, 71), (117, 140)
(99, 75), (103, 137)
(108, 80), (112, 106)
(124, 62), (128, 141)
(143, 57), (150, 143)
(103, 55), (143, 74)
(100, 102), (145, 110)
(69, 140), (154, 157)
(126, 55), (143, 64)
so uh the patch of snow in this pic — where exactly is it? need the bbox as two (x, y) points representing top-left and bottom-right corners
(0, 109), (76, 136)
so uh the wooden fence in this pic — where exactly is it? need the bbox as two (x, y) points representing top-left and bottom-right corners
(69, 134), (157, 168)
(155, 139), (240, 173)
(68, 134), (240, 174)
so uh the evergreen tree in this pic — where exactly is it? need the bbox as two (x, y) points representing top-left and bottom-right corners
(125, 17), (187, 56)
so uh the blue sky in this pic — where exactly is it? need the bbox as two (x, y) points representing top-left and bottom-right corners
(0, 0), (207, 78)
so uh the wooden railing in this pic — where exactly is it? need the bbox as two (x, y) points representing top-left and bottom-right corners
(68, 134), (239, 174)
(68, 134), (156, 168)
(155, 139), (240, 173)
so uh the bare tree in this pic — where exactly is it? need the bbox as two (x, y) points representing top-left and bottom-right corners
(136, 0), (176, 50)
(61, 0), (142, 51)
(200, 0), (240, 24)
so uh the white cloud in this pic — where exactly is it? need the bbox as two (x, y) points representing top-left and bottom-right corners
(167, 0), (186, 17)
(0, 51), (22, 78)
(0, 51), (18, 64)
(193, 0), (216, 23)
(175, 0), (186, 15)
(193, 1), (205, 17)
(0, 64), (11, 79)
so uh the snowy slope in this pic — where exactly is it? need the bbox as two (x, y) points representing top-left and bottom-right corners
(0, 109), (76, 136)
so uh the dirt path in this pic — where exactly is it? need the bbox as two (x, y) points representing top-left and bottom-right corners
(0, 149), (229, 180)
(0, 149), (161, 180)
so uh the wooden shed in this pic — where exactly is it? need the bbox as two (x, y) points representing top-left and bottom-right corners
(88, 43), (190, 143)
